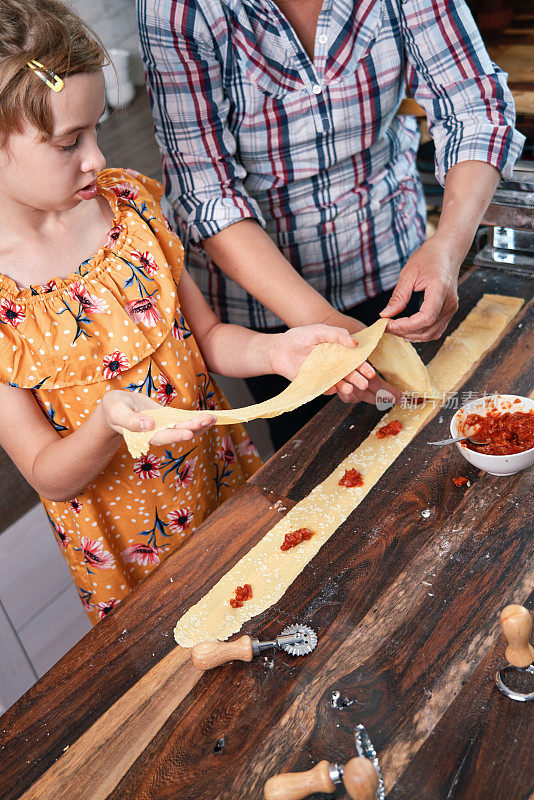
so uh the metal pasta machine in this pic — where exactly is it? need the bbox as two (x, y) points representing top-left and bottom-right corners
(475, 161), (534, 273)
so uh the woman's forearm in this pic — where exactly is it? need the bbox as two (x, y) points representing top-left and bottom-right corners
(203, 219), (342, 327)
(31, 404), (123, 501)
(433, 160), (501, 265)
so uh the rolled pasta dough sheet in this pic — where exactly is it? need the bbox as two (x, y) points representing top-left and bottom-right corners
(174, 294), (523, 647)
(369, 332), (434, 395)
(124, 318), (432, 458)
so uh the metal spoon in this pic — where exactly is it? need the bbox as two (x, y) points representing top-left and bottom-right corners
(428, 435), (490, 447)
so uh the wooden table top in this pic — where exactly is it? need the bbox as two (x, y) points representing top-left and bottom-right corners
(1, 266), (533, 800)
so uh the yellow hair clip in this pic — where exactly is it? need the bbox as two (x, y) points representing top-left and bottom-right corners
(27, 60), (64, 93)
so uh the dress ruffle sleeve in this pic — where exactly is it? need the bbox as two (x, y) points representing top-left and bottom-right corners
(0, 168), (185, 389)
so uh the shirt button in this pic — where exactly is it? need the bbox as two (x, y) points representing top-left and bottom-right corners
(318, 34), (327, 44)
(312, 84), (322, 94)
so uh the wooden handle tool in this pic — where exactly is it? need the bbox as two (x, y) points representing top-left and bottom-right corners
(342, 757), (380, 799)
(264, 760), (335, 800)
(191, 624), (318, 669)
(264, 756), (378, 800)
(500, 604), (534, 668)
(495, 604), (534, 702)
(191, 636), (254, 669)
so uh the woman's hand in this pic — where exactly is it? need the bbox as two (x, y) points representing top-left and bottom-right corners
(311, 314), (403, 406)
(101, 391), (216, 445)
(267, 324), (393, 404)
(380, 235), (460, 341)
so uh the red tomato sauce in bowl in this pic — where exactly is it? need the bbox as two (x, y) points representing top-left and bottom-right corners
(462, 410), (534, 455)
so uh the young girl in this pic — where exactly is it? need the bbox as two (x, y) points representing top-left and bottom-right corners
(0, 0), (375, 624)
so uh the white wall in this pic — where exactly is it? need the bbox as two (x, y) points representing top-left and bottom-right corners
(69, 0), (145, 84)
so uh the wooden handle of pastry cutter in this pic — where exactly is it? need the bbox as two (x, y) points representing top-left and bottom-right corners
(264, 760), (335, 800)
(343, 756), (380, 799)
(190, 636), (254, 669)
(500, 605), (534, 668)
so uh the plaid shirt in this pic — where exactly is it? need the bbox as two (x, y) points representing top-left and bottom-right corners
(138, 0), (524, 329)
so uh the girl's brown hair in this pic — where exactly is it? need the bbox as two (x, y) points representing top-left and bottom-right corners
(0, 0), (108, 145)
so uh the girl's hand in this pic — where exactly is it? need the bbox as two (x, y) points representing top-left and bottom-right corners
(315, 313), (402, 405)
(380, 236), (460, 341)
(268, 324), (383, 403)
(101, 390), (216, 445)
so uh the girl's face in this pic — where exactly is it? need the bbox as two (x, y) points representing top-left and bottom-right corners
(0, 70), (107, 213)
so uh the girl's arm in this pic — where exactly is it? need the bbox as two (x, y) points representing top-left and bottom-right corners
(0, 383), (214, 502)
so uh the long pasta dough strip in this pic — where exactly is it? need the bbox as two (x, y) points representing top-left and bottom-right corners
(174, 295), (523, 647)
(124, 318), (435, 458)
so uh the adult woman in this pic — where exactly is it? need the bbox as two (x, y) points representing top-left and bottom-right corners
(137, 0), (524, 447)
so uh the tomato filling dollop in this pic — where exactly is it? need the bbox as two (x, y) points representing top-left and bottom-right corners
(452, 476), (469, 486)
(229, 583), (252, 608)
(280, 528), (314, 551)
(462, 410), (534, 455)
(376, 419), (403, 438)
(338, 468), (364, 488)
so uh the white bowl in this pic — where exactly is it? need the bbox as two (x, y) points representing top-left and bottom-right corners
(450, 394), (534, 476)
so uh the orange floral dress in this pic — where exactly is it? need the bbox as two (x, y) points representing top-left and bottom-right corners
(0, 168), (261, 625)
